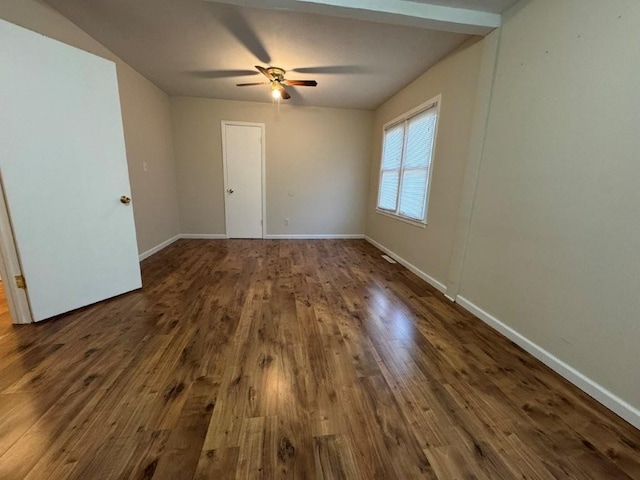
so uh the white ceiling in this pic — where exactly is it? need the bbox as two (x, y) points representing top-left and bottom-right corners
(41, 0), (519, 109)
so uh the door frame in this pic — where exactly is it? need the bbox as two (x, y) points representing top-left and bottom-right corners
(0, 173), (33, 324)
(221, 121), (266, 239)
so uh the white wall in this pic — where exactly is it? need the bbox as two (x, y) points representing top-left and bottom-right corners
(170, 97), (373, 237)
(365, 38), (486, 287)
(0, 0), (180, 255)
(458, 0), (640, 419)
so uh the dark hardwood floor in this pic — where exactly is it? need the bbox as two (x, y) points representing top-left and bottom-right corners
(0, 239), (639, 479)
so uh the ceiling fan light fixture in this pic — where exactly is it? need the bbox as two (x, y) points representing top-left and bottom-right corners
(271, 83), (282, 99)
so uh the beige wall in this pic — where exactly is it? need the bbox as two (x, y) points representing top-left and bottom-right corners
(170, 97), (373, 236)
(459, 0), (640, 410)
(0, 0), (180, 254)
(365, 39), (485, 286)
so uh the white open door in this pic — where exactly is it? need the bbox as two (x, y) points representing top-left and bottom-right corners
(222, 122), (265, 239)
(0, 20), (142, 322)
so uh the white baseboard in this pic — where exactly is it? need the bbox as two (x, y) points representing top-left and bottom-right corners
(364, 236), (447, 294)
(139, 233), (227, 261)
(180, 233), (228, 240)
(140, 233), (363, 261)
(456, 296), (640, 430)
(263, 234), (365, 240)
(138, 234), (181, 261)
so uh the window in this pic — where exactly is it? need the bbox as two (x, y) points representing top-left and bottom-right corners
(376, 97), (440, 226)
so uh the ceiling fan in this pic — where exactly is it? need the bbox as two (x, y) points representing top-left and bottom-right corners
(236, 66), (318, 100)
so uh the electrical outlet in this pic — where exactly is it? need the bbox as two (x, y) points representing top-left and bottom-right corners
(143, 162), (149, 172)
(285, 218), (290, 227)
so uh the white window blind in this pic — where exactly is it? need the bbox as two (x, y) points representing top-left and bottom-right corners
(378, 124), (404, 211)
(376, 101), (439, 224)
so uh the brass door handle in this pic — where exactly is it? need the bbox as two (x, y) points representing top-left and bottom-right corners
(120, 195), (131, 205)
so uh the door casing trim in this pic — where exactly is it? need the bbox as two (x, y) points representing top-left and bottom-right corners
(0, 173), (33, 324)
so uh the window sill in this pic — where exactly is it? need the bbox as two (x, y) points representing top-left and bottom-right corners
(376, 209), (427, 229)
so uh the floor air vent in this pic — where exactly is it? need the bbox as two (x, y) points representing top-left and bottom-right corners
(381, 254), (397, 264)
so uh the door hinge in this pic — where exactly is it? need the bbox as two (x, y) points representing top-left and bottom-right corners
(15, 275), (26, 289)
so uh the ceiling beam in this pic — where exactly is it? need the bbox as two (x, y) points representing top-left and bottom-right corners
(206, 0), (502, 35)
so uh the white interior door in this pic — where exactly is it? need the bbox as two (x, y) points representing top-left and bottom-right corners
(223, 122), (264, 239)
(0, 20), (142, 322)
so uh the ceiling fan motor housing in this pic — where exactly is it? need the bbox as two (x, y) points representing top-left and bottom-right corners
(267, 67), (286, 82)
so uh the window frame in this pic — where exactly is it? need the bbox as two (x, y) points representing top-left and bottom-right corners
(376, 95), (441, 228)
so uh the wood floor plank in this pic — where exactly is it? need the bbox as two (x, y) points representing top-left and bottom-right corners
(235, 416), (275, 479)
(357, 374), (438, 479)
(0, 239), (637, 479)
(151, 376), (220, 480)
(313, 434), (360, 480)
(192, 447), (239, 480)
(424, 445), (491, 480)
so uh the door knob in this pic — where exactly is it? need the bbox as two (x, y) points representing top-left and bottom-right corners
(120, 195), (131, 205)
(227, 189), (234, 194)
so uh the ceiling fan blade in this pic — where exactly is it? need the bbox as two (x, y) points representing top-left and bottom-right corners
(274, 83), (291, 100)
(283, 80), (318, 87)
(236, 82), (269, 87)
(255, 65), (274, 81)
